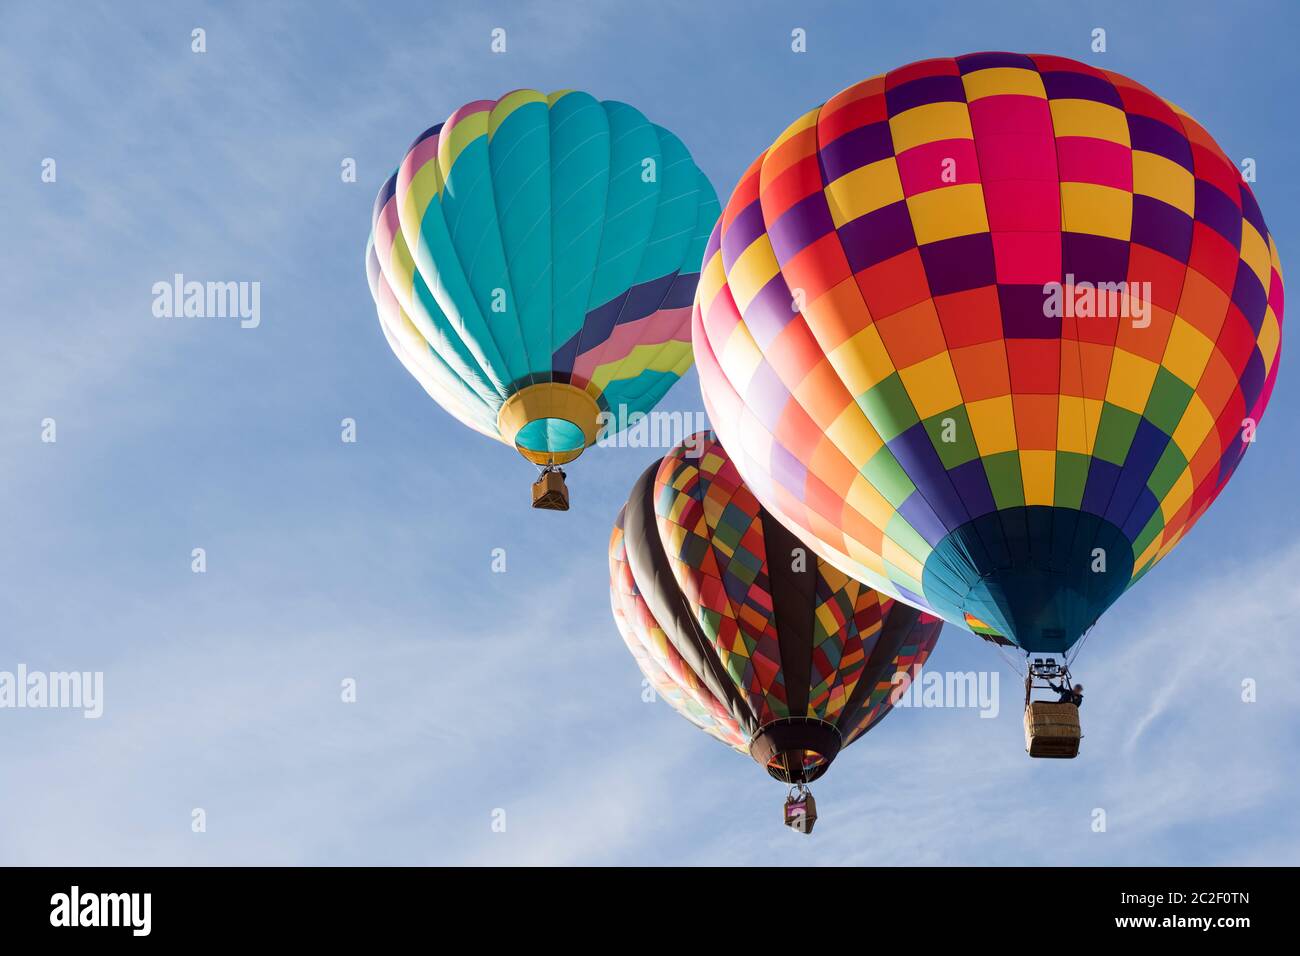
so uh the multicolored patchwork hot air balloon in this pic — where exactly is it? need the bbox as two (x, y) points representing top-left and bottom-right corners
(366, 89), (719, 509)
(611, 431), (940, 828)
(694, 53), (1283, 658)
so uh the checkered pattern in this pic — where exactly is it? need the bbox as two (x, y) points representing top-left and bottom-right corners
(843, 608), (942, 745)
(654, 434), (871, 726)
(694, 53), (1283, 647)
(609, 432), (939, 769)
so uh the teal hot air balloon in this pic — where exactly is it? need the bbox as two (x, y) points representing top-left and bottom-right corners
(366, 89), (719, 509)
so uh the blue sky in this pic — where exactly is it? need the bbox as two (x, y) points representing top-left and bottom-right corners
(1, 0), (1297, 864)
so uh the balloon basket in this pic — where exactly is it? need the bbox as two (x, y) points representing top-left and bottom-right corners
(783, 785), (817, 834)
(531, 468), (569, 511)
(1022, 658), (1082, 758)
(1024, 702), (1081, 758)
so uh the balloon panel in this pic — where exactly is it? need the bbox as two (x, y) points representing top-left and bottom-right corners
(695, 53), (1283, 652)
(609, 515), (750, 752)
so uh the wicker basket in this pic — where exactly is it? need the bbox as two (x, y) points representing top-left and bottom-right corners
(783, 792), (818, 834)
(1024, 701), (1081, 758)
(531, 471), (569, 511)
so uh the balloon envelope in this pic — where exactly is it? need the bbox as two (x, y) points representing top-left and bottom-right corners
(694, 53), (1283, 653)
(610, 432), (940, 782)
(367, 89), (719, 466)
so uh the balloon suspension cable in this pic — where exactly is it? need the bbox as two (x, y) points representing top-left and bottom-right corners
(1066, 624), (1095, 668)
(990, 641), (1027, 679)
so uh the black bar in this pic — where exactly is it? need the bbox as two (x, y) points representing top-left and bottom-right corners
(0, 867), (1285, 941)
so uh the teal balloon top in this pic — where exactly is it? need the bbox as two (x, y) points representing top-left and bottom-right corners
(366, 89), (719, 466)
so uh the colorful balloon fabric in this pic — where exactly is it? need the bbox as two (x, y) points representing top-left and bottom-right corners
(610, 431), (941, 783)
(694, 53), (1284, 654)
(366, 89), (719, 466)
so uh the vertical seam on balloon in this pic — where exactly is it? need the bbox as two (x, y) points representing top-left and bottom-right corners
(610, 521), (745, 748)
(953, 60), (1026, 588)
(482, 95), (534, 402)
(1069, 66), (1143, 558)
(825, 583), (880, 732)
(1109, 80), (1223, 575)
(709, 200), (921, 616)
(438, 140), (517, 402)
(486, 98), (549, 391)
(1030, 56), (1073, 582)
(1037, 64), (1125, 627)
(367, 229), (498, 430)
(373, 287), (499, 438)
(759, 505), (815, 721)
(592, 174), (710, 412)
(1063, 66), (1136, 588)
(854, 628), (939, 741)
(739, 111), (949, 622)
(586, 180), (700, 404)
(676, 443), (784, 724)
(572, 112), (681, 405)
(921, 59), (1021, 622)
(1084, 70), (1185, 582)
(403, 132), (515, 409)
(631, 459), (761, 737)
(613, 521), (744, 746)
(698, 199), (895, 606)
(612, 174), (717, 410)
(837, 600), (920, 738)
(573, 120), (676, 406)
(817, 66), (974, 590)
(927, 99), (993, 549)
(855, 631), (921, 739)
(795, 102), (917, 563)
(378, 163), (506, 415)
(542, 99), (609, 403)
(561, 100), (618, 399)
(547, 96), (558, 403)
(752, 107), (902, 574)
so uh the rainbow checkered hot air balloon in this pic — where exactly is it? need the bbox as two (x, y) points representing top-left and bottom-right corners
(366, 89), (718, 509)
(610, 432), (940, 801)
(694, 53), (1283, 655)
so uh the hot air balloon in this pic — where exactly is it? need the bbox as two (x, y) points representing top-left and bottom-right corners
(366, 89), (719, 510)
(693, 53), (1283, 754)
(611, 431), (941, 829)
